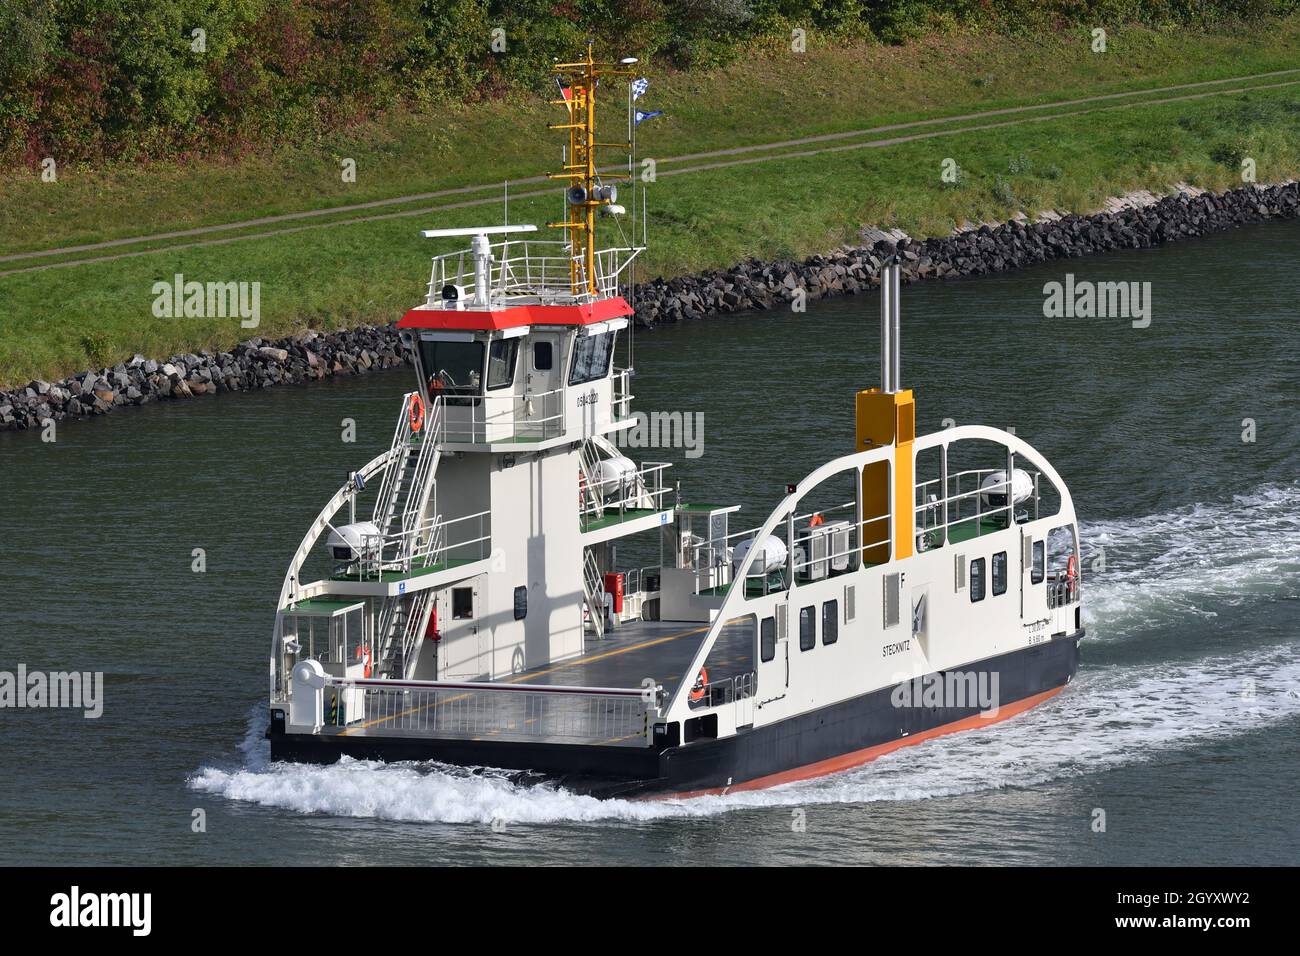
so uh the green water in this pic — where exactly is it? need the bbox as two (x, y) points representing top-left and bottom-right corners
(1, 220), (1297, 864)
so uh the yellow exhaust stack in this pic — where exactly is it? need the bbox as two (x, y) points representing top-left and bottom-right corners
(858, 262), (915, 563)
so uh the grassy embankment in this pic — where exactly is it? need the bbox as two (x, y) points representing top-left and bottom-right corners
(2, 22), (1300, 388)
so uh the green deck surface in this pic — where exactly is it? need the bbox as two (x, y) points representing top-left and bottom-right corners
(330, 556), (482, 584)
(944, 514), (1010, 545)
(581, 507), (664, 533)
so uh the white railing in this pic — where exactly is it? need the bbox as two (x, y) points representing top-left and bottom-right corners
(441, 386), (566, 444)
(913, 468), (1026, 549)
(354, 508), (492, 580)
(681, 504), (891, 597)
(322, 677), (658, 747)
(579, 461), (673, 531)
(612, 367), (634, 421)
(426, 240), (643, 306)
(687, 670), (757, 711)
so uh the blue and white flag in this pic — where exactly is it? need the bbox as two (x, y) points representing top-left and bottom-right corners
(634, 109), (663, 126)
(631, 77), (649, 100)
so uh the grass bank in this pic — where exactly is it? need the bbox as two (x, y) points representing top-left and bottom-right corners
(2, 22), (1300, 388)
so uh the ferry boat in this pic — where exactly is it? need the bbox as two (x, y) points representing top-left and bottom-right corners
(266, 48), (1084, 798)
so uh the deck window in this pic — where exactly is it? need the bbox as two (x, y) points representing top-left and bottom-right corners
(1031, 540), (1045, 584)
(970, 558), (986, 603)
(487, 338), (519, 390)
(760, 616), (776, 663)
(513, 585), (527, 621)
(452, 587), (474, 620)
(799, 606), (815, 651)
(992, 551), (1008, 596)
(822, 600), (839, 645)
(569, 330), (614, 385)
(533, 340), (553, 371)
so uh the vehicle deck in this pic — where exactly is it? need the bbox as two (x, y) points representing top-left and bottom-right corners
(504, 619), (713, 697)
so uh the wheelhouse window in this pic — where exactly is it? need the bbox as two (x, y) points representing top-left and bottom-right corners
(487, 338), (519, 390)
(1031, 540), (1045, 584)
(569, 330), (615, 385)
(419, 338), (483, 400)
(760, 616), (776, 663)
(799, 606), (815, 652)
(992, 551), (1008, 596)
(970, 558), (986, 602)
(822, 600), (839, 645)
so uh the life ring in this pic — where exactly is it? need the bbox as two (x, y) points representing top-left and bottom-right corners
(809, 512), (825, 527)
(1066, 555), (1078, 581)
(409, 393), (426, 433)
(355, 645), (373, 678)
(689, 667), (709, 703)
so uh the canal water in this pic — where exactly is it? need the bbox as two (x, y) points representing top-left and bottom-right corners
(2, 220), (1297, 865)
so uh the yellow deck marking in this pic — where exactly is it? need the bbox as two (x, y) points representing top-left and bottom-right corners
(339, 624), (709, 736)
(502, 625), (708, 685)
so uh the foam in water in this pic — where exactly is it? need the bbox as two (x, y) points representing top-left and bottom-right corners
(1081, 482), (1300, 642)
(190, 484), (1300, 824)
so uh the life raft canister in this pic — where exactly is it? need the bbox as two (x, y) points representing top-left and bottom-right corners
(689, 667), (709, 702)
(355, 644), (373, 678)
(409, 393), (426, 433)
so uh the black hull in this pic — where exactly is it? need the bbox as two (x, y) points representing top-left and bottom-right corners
(269, 630), (1082, 798)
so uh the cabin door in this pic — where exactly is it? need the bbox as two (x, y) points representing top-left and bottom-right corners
(525, 332), (563, 429)
(1021, 532), (1049, 631)
(757, 603), (789, 705)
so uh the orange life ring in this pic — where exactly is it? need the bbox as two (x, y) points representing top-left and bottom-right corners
(409, 393), (426, 433)
(689, 667), (709, 703)
(355, 645), (373, 678)
(1066, 555), (1078, 581)
(809, 512), (825, 527)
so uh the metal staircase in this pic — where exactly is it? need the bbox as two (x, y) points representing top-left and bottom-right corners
(373, 392), (443, 557)
(371, 393), (445, 679)
(583, 547), (606, 638)
(376, 589), (436, 679)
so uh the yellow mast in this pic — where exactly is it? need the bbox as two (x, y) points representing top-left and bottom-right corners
(547, 43), (633, 296)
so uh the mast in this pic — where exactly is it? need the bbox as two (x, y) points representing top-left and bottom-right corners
(547, 42), (635, 296)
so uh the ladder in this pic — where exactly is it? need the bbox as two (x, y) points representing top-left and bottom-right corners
(583, 547), (606, 638)
(376, 588), (435, 679)
(371, 393), (445, 679)
(372, 392), (443, 568)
